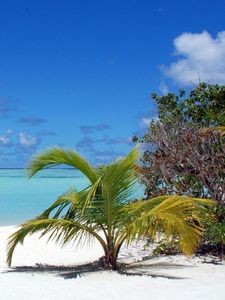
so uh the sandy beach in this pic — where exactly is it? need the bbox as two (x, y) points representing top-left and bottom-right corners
(0, 226), (224, 300)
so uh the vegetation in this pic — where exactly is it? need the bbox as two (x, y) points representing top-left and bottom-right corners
(140, 122), (225, 203)
(136, 83), (225, 256)
(7, 146), (212, 269)
(200, 205), (225, 256)
(134, 83), (225, 200)
(151, 82), (225, 127)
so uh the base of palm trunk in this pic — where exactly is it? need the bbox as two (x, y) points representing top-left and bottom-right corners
(99, 254), (117, 270)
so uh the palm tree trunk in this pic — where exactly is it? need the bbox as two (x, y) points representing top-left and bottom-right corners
(99, 247), (118, 270)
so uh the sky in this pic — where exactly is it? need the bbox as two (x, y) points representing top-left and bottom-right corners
(0, 0), (225, 167)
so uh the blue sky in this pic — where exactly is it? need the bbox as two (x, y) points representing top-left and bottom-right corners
(0, 0), (225, 167)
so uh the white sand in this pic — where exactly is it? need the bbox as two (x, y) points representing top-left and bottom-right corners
(0, 226), (225, 300)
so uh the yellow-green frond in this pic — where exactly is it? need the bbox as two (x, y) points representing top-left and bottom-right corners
(123, 196), (214, 255)
(202, 126), (225, 136)
(7, 218), (107, 266)
(28, 147), (98, 183)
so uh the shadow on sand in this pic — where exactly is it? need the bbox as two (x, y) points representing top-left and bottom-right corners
(4, 257), (193, 280)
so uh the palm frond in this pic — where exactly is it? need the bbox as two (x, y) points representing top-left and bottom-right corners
(123, 196), (214, 255)
(97, 146), (140, 233)
(100, 146), (140, 204)
(202, 126), (225, 136)
(28, 147), (99, 183)
(7, 218), (106, 266)
(214, 126), (225, 135)
(38, 191), (76, 219)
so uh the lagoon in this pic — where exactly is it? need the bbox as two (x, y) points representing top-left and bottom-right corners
(0, 169), (143, 225)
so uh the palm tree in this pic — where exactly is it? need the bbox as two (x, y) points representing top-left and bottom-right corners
(7, 146), (212, 269)
(202, 126), (225, 136)
(215, 126), (225, 135)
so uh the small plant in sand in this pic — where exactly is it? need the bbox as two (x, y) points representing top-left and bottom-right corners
(7, 146), (213, 269)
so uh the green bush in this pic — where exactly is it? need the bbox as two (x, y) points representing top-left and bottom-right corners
(199, 205), (225, 257)
(152, 241), (180, 256)
(205, 223), (225, 245)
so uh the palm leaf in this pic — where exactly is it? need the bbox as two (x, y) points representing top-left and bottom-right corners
(7, 218), (107, 266)
(96, 146), (140, 237)
(202, 126), (225, 136)
(123, 196), (214, 255)
(28, 147), (99, 183)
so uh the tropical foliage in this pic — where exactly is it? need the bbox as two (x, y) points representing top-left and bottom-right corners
(139, 122), (225, 203)
(134, 83), (225, 200)
(151, 82), (225, 127)
(7, 146), (212, 269)
(135, 82), (225, 255)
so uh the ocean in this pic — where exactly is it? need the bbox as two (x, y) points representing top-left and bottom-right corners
(0, 169), (143, 226)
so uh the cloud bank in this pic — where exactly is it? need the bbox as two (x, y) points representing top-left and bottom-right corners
(0, 129), (13, 147)
(80, 124), (111, 134)
(17, 116), (46, 126)
(163, 30), (225, 86)
(18, 132), (38, 148)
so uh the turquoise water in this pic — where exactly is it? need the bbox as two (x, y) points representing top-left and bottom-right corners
(0, 169), (143, 226)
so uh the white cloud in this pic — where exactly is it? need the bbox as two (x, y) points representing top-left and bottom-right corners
(163, 30), (225, 85)
(140, 116), (158, 128)
(18, 132), (37, 147)
(140, 118), (151, 128)
(159, 81), (169, 95)
(0, 129), (13, 146)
